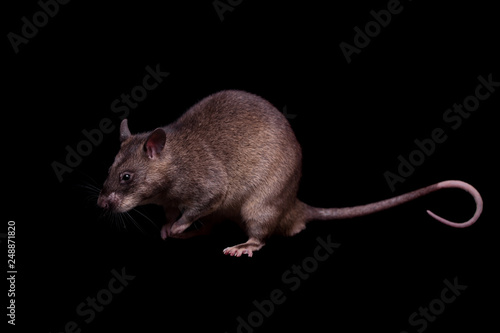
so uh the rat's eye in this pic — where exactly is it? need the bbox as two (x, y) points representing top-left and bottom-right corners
(119, 172), (133, 184)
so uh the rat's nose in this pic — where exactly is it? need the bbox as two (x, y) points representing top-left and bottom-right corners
(97, 195), (110, 210)
(97, 192), (119, 211)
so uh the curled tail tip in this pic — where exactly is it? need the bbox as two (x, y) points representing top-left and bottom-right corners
(426, 209), (476, 228)
(427, 180), (483, 228)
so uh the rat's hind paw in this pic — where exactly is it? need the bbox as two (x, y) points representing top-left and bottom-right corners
(222, 238), (264, 257)
(223, 246), (254, 257)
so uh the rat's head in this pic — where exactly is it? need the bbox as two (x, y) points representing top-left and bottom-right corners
(97, 119), (169, 213)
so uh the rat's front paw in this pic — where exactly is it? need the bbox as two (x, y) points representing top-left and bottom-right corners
(169, 222), (189, 236)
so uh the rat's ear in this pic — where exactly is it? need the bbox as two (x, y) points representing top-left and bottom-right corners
(120, 119), (131, 142)
(144, 128), (166, 159)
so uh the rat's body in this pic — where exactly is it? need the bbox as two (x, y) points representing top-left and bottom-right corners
(98, 90), (483, 257)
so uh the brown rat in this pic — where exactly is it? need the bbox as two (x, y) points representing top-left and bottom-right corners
(97, 90), (483, 257)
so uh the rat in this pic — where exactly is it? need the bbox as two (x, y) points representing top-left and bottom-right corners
(97, 90), (483, 257)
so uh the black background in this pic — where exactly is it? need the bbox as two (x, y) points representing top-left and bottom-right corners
(4, 0), (498, 332)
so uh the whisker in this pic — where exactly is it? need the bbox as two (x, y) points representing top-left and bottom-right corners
(119, 213), (127, 231)
(131, 208), (160, 230)
(108, 211), (117, 231)
(193, 219), (205, 231)
(126, 211), (151, 236)
(72, 178), (103, 210)
(107, 211), (120, 232)
(75, 171), (101, 187)
(74, 183), (100, 193)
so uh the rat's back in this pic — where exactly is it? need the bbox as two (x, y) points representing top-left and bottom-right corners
(169, 90), (302, 194)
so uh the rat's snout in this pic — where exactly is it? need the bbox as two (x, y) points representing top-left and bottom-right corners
(97, 191), (119, 211)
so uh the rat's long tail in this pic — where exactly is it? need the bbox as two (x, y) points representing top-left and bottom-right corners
(305, 180), (482, 228)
